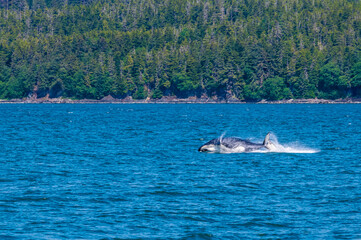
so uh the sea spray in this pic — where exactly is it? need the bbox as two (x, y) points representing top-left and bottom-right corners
(268, 133), (320, 154)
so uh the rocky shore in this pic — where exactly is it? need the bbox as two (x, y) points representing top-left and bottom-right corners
(1, 95), (361, 104)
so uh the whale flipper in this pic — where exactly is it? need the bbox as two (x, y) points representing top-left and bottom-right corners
(263, 132), (271, 146)
(263, 132), (276, 150)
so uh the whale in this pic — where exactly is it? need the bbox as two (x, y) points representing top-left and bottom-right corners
(198, 132), (276, 153)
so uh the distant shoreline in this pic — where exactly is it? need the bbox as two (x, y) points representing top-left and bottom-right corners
(1, 96), (361, 104)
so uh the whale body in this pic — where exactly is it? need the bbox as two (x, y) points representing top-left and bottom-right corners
(198, 132), (276, 153)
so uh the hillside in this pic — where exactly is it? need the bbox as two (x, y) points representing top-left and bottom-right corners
(1, 0), (361, 101)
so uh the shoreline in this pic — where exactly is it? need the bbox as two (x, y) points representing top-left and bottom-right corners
(1, 96), (361, 104)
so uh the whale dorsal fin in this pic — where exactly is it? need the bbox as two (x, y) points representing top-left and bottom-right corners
(263, 132), (271, 146)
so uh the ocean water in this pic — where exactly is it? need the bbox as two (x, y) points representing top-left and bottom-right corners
(0, 104), (360, 239)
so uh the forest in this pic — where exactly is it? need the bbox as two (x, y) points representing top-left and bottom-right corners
(1, 0), (361, 101)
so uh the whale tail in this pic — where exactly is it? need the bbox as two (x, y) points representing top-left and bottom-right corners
(263, 132), (276, 150)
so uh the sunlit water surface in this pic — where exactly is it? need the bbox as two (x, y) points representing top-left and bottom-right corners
(0, 104), (360, 239)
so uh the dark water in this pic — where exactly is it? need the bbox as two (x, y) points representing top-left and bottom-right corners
(0, 104), (360, 239)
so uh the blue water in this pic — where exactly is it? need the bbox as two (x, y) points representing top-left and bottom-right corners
(0, 104), (360, 239)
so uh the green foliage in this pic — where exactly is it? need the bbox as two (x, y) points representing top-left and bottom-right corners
(288, 77), (316, 99)
(319, 63), (342, 90)
(1, 0), (361, 100)
(3, 76), (27, 99)
(351, 62), (361, 88)
(262, 77), (292, 101)
(111, 77), (128, 97)
(319, 63), (349, 98)
(243, 84), (262, 101)
(152, 89), (163, 99)
(132, 86), (147, 100)
(173, 73), (195, 92)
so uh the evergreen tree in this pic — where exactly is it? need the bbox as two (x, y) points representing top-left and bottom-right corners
(1, 0), (361, 100)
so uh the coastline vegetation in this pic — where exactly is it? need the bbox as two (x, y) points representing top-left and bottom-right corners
(1, 0), (361, 101)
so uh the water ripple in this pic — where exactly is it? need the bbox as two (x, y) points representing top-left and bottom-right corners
(0, 104), (361, 239)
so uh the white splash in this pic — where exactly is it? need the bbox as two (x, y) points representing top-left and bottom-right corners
(266, 134), (319, 153)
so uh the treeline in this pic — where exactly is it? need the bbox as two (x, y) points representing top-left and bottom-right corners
(1, 0), (361, 100)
